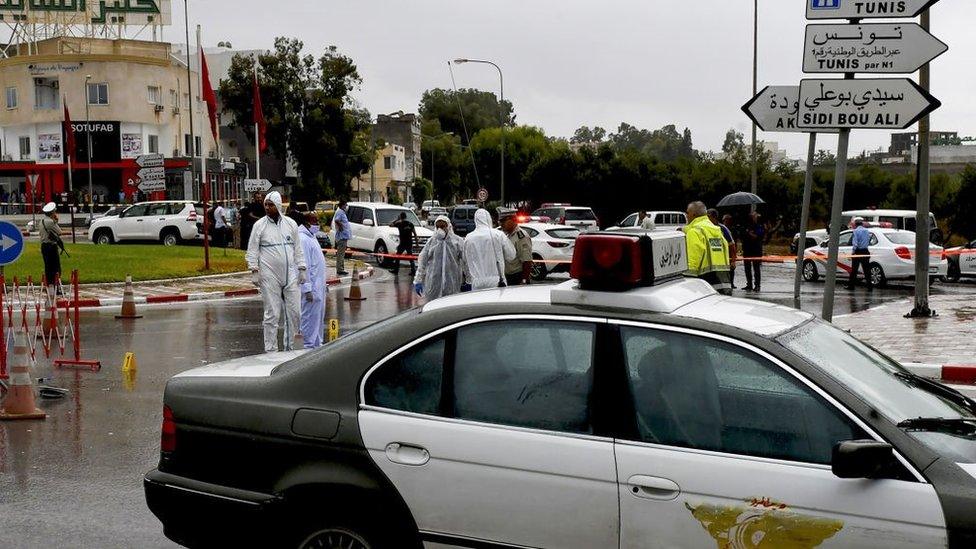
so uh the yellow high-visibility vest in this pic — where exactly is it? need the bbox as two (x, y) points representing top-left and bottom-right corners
(683, 216), (731, 277)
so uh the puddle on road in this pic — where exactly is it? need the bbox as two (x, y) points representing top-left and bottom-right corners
(954, 306), (976, 322)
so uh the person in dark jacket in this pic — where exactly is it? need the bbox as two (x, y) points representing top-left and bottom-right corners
(742, 211), (765, 292)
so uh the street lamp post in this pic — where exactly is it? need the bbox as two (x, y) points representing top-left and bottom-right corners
(84, 75), (93, 215)
(750, 0), (759, 201)
(453, 58), (504, 206)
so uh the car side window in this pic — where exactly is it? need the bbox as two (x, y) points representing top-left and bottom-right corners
(454, 320), (596, 434)
(148, 204), (169, 216)
(621, 214), (637, 227)
(838, 232), (853, 247)
(347, 206), (364, 224)
(620, 327), (867, 464)
(124, 205), (148, 218)
(522, 227), (539, 238)
(870, 234), (879, 246)
(365, 337), (445, 415)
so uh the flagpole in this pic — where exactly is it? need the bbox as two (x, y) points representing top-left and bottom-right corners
(254, 63), (261, 180)
(197, 24), (210, 269)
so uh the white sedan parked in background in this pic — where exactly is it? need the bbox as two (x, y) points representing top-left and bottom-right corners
(519, 222), (580, 281)
(802, 228), (947, 287)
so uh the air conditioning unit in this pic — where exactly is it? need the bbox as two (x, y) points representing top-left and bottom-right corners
(173, 149), (181, 158)
(172, 107), (181, 115)
(154, 104), (165, 113)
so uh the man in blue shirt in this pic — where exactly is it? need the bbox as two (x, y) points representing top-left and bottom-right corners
(847, 217), (873, 290)
(332, 199), (352, 275)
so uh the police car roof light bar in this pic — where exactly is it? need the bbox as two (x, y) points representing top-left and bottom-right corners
(570, 232), (689, 292)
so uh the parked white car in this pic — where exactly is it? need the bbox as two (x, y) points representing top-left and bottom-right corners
(801, 228), (947, 287)
(946, 240), (976, 282)
(607, 211), (687, 231)
(792, 209), (942, 253)
(345, 202), (433, 266)
(89, 201), (201, 246)
(520, 222), (580, 281)
(531, 204), (599, 232)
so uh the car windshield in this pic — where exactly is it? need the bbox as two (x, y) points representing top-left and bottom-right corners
(546, 228), (580, 240)
(376, 208), (421, 226)
(779, 320), (976, 462)
(885, 232), (916, 245)
(565, 209), (596, 221)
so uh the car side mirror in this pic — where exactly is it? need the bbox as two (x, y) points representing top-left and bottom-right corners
(363, 218), (374, 227)
(832, 440), (894, 479)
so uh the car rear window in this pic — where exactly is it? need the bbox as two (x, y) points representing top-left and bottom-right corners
(885, 232), (916, 245)
(565, 209), (596, 221)
(546, 228), (580, 240)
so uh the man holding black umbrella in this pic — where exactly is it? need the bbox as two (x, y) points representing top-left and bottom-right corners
(742, 211), (765, 292)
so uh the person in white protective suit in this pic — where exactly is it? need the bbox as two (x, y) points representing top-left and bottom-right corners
(246, 191), (307, 352)
(298, 212), (328, 348)
(413, 215), (466, 300)
(462, 209), (515, 291)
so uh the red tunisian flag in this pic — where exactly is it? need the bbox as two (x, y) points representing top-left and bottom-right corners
(200, 50), (219, 140)
(62, 101), (76, 161)
(253, 70), (267, 153)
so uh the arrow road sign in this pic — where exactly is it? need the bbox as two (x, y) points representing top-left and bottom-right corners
(137, 179), (167, 192)
(742, 86), (839, 134)
(137, 167), (166, 181)
(797, 78), (941, 130)
(0, 221), (25, 266)
(807, 0), (941, 20)
(804, 23), (948, 74)
(135, 153), (164, 168)
(243, 179), (272, 193)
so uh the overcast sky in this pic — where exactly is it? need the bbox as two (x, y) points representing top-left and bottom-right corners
(174, 0), (974, 160)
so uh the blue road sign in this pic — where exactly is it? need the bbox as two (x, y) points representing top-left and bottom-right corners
(811, 0), (841, 9)
(0, 221), (25, 266)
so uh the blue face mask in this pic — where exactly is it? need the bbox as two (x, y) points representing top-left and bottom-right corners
(309, 225), (320, 234)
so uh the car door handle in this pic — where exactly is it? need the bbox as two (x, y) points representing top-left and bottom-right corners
(627, 475), (680, 500)
(136, 219), (144, 222)
(385, 442), (430, 466)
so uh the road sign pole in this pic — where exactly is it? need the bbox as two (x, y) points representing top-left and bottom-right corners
(909, 8), (934, 318)
(794, 132), (818, 309)
(67, 155), (76, 244)
(822, 127), (850, 323)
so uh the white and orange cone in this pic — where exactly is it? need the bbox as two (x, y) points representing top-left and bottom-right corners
(343, 267), (366, 302)
(0, 329), (46, 421)
(115, 275), (142, 320)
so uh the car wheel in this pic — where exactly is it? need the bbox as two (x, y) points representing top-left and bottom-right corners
(161, 231), (180, 247)
(947, 264), (961, 283)
(869, 263), (887, 288)
(802, 260), (819, 282)
(374, 241), (391, 268)
(297, 526), (373, 549)
(94, 229), (114, 245)
(530, 254), (547, 281)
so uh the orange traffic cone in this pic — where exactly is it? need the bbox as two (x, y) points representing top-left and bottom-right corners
(343, 267), (367, 302)
(115, 275), (142, 320)
(0, 330), (46, 421)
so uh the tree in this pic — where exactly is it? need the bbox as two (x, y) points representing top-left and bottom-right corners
(469, 125), (550, 203)
(571, 126), (606, 144)
(813, 149), (836, 167)
(721, 129), (747, 165)
(411, 177), (433, 206)
(418, 88), (515, 145)
(946, 166), (976, 241)
(420, 119), (467, 203)
(220, 38), (370, 201)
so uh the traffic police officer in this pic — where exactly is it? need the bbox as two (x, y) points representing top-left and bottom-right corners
(40, 202), (64, 292)
(683, 201), (731, 295)
(500, 209), (534, 285)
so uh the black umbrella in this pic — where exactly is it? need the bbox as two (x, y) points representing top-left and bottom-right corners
(717, 191), (765, 208)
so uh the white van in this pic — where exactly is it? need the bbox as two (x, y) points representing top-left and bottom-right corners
(344, 202), (433, 266)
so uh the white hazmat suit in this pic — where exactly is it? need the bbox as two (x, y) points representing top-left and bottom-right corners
(298, 224), (327, 348)
(413, 215), (466, 300)
(463, 209), (516, 291)
(246, 191), (307, 352)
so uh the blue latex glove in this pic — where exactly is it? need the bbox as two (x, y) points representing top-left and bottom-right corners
(414, 283), (424, 296)
(460, 283), (472, 293)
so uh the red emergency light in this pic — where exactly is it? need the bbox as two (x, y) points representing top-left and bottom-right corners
(570, 232), (686, 291)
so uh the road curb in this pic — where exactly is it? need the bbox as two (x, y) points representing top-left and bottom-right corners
(902, 362), (976, 384)
(58, 266), (375, 309)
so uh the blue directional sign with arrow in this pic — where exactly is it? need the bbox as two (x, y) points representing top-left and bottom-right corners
(0, 221), (24, 266)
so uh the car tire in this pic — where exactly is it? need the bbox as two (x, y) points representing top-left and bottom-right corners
(802, 260), (819, 282)
(869, 263), (887, 288)
(947, 264), (961, 283)
(295, 524), (375, 549)
(530, 254), (547, 281)
(374, 241), (391, 268)
(93, 229), (114, 245)
(160, 229), (181, 247)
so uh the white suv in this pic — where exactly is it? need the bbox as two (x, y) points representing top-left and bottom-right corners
(345, 202), (433, 266)
(89, 201), (201, 246)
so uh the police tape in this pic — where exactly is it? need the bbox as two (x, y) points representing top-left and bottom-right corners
(322, 247), (976, 267)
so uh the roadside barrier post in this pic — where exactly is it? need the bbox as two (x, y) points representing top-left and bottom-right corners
(54, 270), (101, 372)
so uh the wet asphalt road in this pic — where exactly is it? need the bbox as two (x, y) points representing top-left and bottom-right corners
(0, 265), (972, 547)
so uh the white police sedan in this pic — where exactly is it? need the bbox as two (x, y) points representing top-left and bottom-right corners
(146, 231), (976, 548)
(801, 227), (948, 287)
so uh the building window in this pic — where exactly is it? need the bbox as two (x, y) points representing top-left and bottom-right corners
(33, 77), (59, 110)
(147, 85), (161, 104)
(383, 156), (392, 170)
(184, 134), (192, 156)
(148, 135), (159, 154)
(195, 136), (202, 156)
(87, 82), (109, 105)
(18, 136), (30, 160)
(5, 87), (17, 109)
(169, 89), (178, 107)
